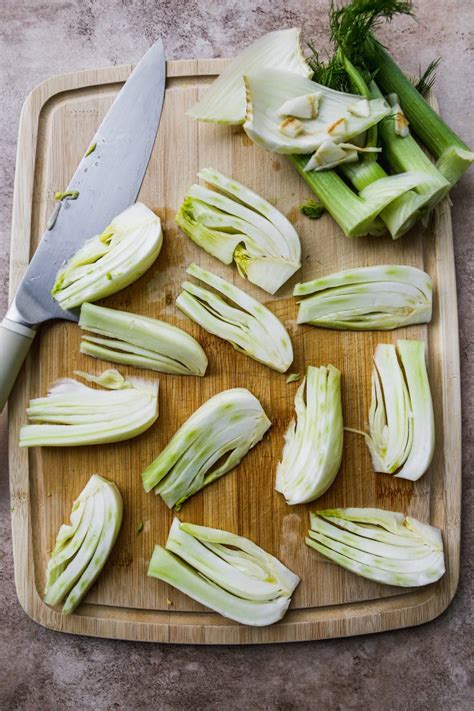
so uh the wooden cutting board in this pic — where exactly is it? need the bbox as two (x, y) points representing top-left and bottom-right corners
(8, 58), (461, 644)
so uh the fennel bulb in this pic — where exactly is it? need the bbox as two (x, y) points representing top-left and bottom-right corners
(142, 387), (271, 509)
(44, 474), (123, 614)
(148, 517), (299, 626)
(366, 339), (435, 481)
(176, 168), (301, 294)
(306, 508), (445, 587)
(52, 203), (162, 310)
(294, 265), (432, 329)
(20, 369), (159, 447)
(188, 28), (311, 124)
(276, 365), (343, 504)
(79, 302), (208, 376)
(176, 263), (293, 372)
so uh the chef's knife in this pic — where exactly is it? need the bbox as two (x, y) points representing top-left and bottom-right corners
(0, 39), (166, 411)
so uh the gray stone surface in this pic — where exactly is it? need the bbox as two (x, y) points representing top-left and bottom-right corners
(0, 1), (472, 709)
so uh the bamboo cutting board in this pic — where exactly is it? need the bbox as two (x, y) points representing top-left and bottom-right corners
(8, 58), (461, 643)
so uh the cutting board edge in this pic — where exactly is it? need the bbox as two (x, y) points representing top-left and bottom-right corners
(7, 59), (462, 644)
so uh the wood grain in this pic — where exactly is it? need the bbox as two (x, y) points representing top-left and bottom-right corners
(8, 59), (461, 643)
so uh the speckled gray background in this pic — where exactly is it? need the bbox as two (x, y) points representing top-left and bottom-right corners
(0, 1), (472, 709)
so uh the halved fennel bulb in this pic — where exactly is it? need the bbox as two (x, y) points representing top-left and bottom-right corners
(148, 517), (300, 626)
(365, 340), (434, 481)
(188, 28), (311, 124)
(44, 474), (123, 614)
(142, 388), (271, 509)
(306, 508), (445, 587)
(276, 365), (343, 504)
(175, 168), (301, 294)
(19, 369), (158, 447)
(176, 263), (293, 372)
(79, 302), (208, 376)
(52, 203), (162, 310)
(294, 265), (432, 330)
(243, 68), (389, 156)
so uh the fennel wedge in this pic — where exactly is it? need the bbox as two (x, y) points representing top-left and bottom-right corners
(148, 518), (299, 626)
(142, 388), (271, 509)
(176, 168), (301, 294)
(306, 508), (445, 587)
(188, 28), (311, 124)
(365, 339), (435, 481)
(52, 203), (162, 310)
(294, 265), (432, 330)
(44, 475), (123, 614)
(276, 365), (343, 504)
(20, 369), (159, 447)
(176, 263), (293, 372)
(79, 302), (208, 376)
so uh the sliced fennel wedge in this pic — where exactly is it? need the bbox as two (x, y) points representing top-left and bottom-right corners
(365, 340), (435, 481)
(306, 508), (445, 587)
(294, 265), (432, 330)
(243, 68), (389, 155)
(44, 474), (123, 614)
(188, 28), (311, 124)
(79, 302), (208, 376)
(19, 369), (158, 447)
(175, 168), (301, 294)
(148, 518), (299, 626)
(52, 203), (162, 310)
(276, 365), (343, 505)
(141, 388), (271, 509)
(176, 263), (293, 372)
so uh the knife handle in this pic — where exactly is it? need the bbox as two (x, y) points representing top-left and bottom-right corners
(0, 318), (36, 412)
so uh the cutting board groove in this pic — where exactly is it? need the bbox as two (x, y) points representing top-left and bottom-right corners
(8, 59), (461, 643)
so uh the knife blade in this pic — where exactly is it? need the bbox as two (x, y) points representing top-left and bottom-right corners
(0, 39), (166, 410)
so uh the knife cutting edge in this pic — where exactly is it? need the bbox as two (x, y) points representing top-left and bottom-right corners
(0, 39), (166, 411)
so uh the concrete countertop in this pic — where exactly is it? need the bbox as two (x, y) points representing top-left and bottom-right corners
(0, 1), (472, 708)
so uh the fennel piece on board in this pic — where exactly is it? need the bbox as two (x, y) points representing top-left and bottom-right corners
(294, 265), (432, 330)
(176, 168), (301, 294)
(188, 28), (311, 124)
(365, 339), (435, 481)
(19, 369), (159, 447)
(79, 302), (208, 376)
(44, 475), (123, 614)
(306, 508), (445, 587)
(148, 518), (300, 626)
(276, 365), (343, 504)
(52, 203), (162, 310)
(142, 388), (271, 509)
(176, 263), (293, 373)
(243, 68), (389, 155)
